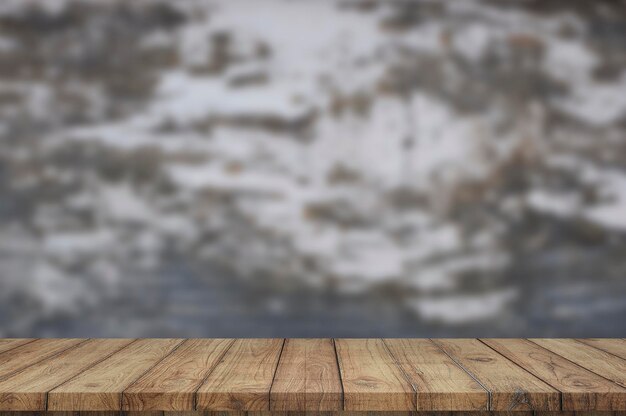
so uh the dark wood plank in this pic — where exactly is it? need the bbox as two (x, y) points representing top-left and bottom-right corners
(163, 412), (245, 416)
(530, 338), (626, 389)
(577, 339), (626, 361)
(482, 338), (626, 410)
(384, 338), (489, 411)
(0, 412), (80, 416)
(432, 338), (560, 411)
(123, 339), (234, 411)
(0, 339), (86, 381)
(270, 338), (342, 411)
(196, 339), (284, 411)
(48, 339), (184, 411)
(335, 338), (415, 411)
(535, 412), (616, 416)
(0, 339), (134, 411)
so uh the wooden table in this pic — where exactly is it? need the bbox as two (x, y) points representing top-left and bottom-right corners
(0, 338), (624, 415)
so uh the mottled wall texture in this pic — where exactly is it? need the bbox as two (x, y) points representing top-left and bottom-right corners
(0, 0), (625, 337)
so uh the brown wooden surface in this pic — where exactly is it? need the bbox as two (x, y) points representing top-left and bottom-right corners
(432, 339), (560, 411)
(0, 339), (132, 411)
(384, 339), (488, 411)
(335, 339), (415, 411)
(0, 338), (625, 412)
(123, 339), (234, 412)
(482, 338), (626, 410)
(577, 338), (626, 361)
(48, 339), (183, 411)
(530, 339), (626, 389)
(0, 339), (34, 355)
(0, 339), (85, 382)
(196, 339), (284, 411)
(270, 338), (342, 411)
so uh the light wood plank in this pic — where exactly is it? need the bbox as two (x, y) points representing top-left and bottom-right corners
(432, 339), (560, 411)
(0, 340), (35, 355)
(0, 339), (86, 381)
(483, 338), (626, 410)
(123, 339), (234, 411)
(270, 338), (343, 411)
(335, 338), (415, 411)
(384, 339), (489, 411)
(48, 338), (184, 411)
(196, 339), (284, 411)
(577, 339), (626, 361)
(530, 339), (626, 389)
(0, 339), (133, 411)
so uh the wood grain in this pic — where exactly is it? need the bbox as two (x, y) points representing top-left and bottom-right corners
(0, 339), (133, 411)
(335, 338), (415, 411)
(577, 339), (626, 361)
(123, 339), (234, 411)
(384, 339), (489, 411)
(0, 339), (86, 381)
(530, 339), (626, 389)
(48, 339), (183, 411)
(432, 338), (560, 411)
(0, 339), (35, 355)
(196, 339), (284, 411)
(0, 338), (624, 412)
(482, 338), (626, 410)
(270, 338), (342, 411)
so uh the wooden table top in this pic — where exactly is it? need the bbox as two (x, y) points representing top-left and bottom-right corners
(0, 338), (624, 412)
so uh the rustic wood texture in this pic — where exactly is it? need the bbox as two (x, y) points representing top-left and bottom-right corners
(577, 339), (626, 361)
(530, 339), (626, 389)
(0, 339), (86, 382)
(0, 338), (625, 412)
(482, 338), (626, 410)
(48, 339), (183, 411)
(123, 339), (234, 411)
(270, 338), (342, 412)
(432, 339), (560, 411)
(0, 339), (133, 411)
(383, 339), (489, 411)
(196, 339), (284, 411)
(0, 339), (34, 355)
(335, 338), (415, 411)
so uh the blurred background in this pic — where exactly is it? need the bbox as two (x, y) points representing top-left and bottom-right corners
(0, 0), (625, 338)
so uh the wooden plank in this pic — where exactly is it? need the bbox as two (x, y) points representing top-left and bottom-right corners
(48, 338), (184, 411)
(432, 338), (560, 411)
(0, 339), (86, 381)
(0, 339), (35, 355)
(122, 339), (234, 411)
(482, 338), (626, 410)
(0, 412), (79, 416)
(339, 413), (421, 416)
(81, 412), (162, 416)
(270, 338), (343, 411)
(536, 412), (615, 416)
(0, 339), (133, 411)
(164, 412), (245, 416)
(577, 339), (626, 361)
(530, 339), (626, 388)
(383, 339), (489, 411)
(196, 339), (284, 411)
(335, 338), (415, 411)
